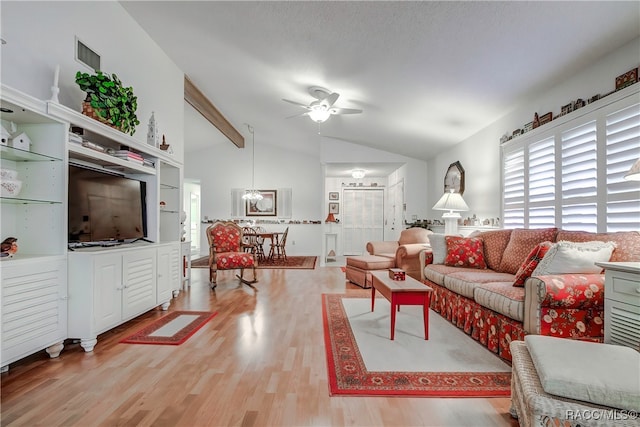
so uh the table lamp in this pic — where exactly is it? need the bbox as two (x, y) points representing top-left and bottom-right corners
(433, 190), (469, 235)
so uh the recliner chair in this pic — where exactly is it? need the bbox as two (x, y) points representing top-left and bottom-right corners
(366, 227), (433, 280)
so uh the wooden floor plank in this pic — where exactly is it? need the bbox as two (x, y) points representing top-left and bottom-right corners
(1, 266), (519, 426)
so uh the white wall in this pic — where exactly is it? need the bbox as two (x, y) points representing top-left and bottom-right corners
(320, 137), (429, 221)
(185, 141), (323, 256)
(427, 37), (640, 223)
(0, 2), (185, 163)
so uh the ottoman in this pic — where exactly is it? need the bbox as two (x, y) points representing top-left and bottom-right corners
(345, 255), (395, 289)
(510, 337), (640, 427)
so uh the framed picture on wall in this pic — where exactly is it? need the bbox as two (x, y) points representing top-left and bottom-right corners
(444, 161), (465, 195)
(329, 192), (339, 200)
(246, 190), (277, 216)
(329, 202), (339, 214)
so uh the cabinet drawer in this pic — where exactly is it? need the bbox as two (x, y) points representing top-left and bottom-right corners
(607, 271), (640, 305)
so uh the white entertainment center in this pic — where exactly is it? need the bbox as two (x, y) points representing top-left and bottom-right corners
(0, 85), (185, 370)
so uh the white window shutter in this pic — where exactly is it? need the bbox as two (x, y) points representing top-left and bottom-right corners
(503, 147), (525, 228)
(561, 121), (598, 231)
(528, 137), (555, 228)
(606, 102), (640, 231)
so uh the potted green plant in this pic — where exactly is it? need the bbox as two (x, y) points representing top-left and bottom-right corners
(75, 70), (140, 135)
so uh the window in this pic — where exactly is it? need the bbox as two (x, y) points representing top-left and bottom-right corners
(561, 121), (597, 231)
(501, 88), (639, 232)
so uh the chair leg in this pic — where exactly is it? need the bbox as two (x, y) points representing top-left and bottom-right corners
(237, 268), (257, 287)
(211, 269), (217, 289)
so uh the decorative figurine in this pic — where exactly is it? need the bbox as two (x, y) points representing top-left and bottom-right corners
(10, 132), (32, 151)
(147, 111), (159, 147)
(159, 134), (170, 151)
(1, 124), (10, 146)
(1, 237), (18, 258)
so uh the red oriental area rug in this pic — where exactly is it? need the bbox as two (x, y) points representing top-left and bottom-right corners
(191, 255), (316, 269)
(322, 294), (511, 397)
(120, 311), (217, 345)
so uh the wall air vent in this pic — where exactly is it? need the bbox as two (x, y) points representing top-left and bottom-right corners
(75, 37), (100, 71)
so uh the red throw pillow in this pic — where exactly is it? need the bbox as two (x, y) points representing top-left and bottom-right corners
(444, 236), (487, 269)
(513, 241), (553, 287)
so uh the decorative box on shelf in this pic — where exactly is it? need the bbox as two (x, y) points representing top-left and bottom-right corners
(389, 268), (405, 281)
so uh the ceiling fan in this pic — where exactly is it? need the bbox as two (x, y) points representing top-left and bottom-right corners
(282, 86), (363, 123)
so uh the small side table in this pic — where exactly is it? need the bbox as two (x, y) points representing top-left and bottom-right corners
(595, 261), (640, 350)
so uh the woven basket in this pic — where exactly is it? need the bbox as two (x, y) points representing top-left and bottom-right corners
(82, 101), (120, 131)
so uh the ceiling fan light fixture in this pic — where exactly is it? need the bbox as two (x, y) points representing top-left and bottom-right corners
(351, 169), (366, 179)
(308, 105), (330, 123)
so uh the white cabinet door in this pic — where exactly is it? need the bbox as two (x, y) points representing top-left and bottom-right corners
(156, 244), (180, 309)
(169, 243), (181, 293)
(1, 259), (67, 367)
(93, 253), (123, 333)
(122, 248), (157, 319)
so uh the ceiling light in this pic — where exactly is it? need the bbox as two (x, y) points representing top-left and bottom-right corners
(242, 124), (263, 201)
(308, 105), (330, 123)
(351, 169), (366, 179)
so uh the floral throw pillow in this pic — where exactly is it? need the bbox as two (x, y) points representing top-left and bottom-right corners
(444, 236), (487, 269)
(513, 241), (553, 287)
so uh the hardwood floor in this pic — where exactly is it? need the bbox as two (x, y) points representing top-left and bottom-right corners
(1, 266), (519, 427)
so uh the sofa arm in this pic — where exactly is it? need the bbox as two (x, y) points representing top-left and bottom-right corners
(366, 241), (399, 256)
(395, 243), (431, 280)
(524, 274), (605, 337)
(418, 249), (434, 281)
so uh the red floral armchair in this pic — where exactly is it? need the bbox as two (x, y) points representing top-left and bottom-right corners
(206, 221), (257, 288)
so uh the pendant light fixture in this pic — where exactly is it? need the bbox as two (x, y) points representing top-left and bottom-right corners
(242, 124), (263, 201)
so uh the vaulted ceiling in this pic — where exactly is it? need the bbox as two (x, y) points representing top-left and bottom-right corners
(121, 1), (640, 165)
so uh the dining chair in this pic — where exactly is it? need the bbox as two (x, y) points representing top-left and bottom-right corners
(242, 226), (259, 255)
(253, 226), (267, 261)
(206, 221), (257, 289)
(270, 226), (289, 261)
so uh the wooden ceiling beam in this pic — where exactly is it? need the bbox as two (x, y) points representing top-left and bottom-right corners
(184, 75), (244, 148)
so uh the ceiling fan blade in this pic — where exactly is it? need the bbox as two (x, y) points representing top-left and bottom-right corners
(285, 112), (308, 119)
(282, 98), (311, 109)
(321, 92), (340, 108)
(330, 107), (362, 115)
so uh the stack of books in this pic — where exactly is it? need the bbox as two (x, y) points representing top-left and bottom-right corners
(113, 150), (144, 165)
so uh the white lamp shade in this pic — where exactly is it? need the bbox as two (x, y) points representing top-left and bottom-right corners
(433, 191), (469, 213)
(624, 159), (640, 181)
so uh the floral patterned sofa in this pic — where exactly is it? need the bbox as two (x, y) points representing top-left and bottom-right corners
(418, 228), (640, 362)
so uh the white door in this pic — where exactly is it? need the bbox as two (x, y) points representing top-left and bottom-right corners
(387, 179), (404, 241)
(93, 253), (123, 333)
(156, 245), (173, 304)
(342, 189), (384, 255)
(189, 191), (200, 252)
(122, 248), (157, 319)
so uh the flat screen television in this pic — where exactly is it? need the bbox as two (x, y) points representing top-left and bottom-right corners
(68, 165), (147, 243)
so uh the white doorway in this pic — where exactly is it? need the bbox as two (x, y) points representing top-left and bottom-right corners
(183, 181), (201, 255)
(341, 188), (384, 255)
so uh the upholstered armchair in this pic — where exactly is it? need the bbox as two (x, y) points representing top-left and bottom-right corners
(366, 227), (433, 280)
(206, 221), (257, 289)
